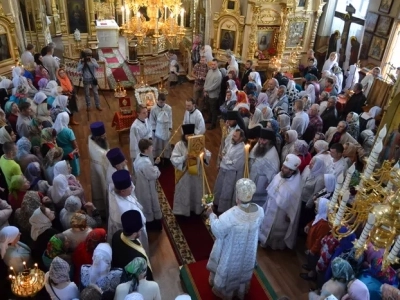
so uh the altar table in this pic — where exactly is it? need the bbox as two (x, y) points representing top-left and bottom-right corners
(96, 20), (119, 48)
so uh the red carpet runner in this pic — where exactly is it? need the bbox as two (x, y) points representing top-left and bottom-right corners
(158, 164), (277, 299)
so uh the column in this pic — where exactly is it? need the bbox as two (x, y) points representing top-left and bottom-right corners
(246, 4), (260, 60)
(51, 0), (62, 36)
(317, 0), (338, 37)
(57, 0), (68, 35)
(277, 5), (291, 58)
(310, 10), (323, 50)
(88, 0), (97, 40)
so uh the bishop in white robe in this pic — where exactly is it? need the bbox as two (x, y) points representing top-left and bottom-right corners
(107, 169), (149, 255)
(249, 128), (280, 207)
(183, 99), (206, 135)
(214, 129), (245, 213)
(259, 154), (303, 250)
(88, 122), (109, 216)
(206, 178), (264, 299)
(133, 139), (162, 223)
(171, 124), (211, 216)
(149, 94), (173, 158)
(130, 106), (152, 162)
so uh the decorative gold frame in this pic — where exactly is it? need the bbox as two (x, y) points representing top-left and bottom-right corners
(285, 18), (308, 49)
(256, 26), (279, 59)
(0, 14), (19, 74)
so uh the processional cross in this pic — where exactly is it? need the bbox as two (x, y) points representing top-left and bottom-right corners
(334, 4), (365, 67)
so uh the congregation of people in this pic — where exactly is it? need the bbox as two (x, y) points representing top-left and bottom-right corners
(0, 39), (398, 300)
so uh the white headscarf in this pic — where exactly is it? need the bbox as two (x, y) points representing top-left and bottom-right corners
(12, 66), (23, 89)
(53, 111), (70, 133)
(53, 160), (69, 178)
(0, 126), (12, 144)
(324, 174), (336, 193)
(227, 79), (238, 94)
(50, 86), (62, 98)
(124, 293), (144, 300)
(0, 226), (19, 258)
(248, 108), (263, 129)
(0, 79), (12, 89)
(52, 95), (69, 110)
(312, 198), (329, 226)
(322, 53), (338, 72)
(309, 156), (326, 177)
(46, 80), (58, 90)
(29, 208), (52, 241)
(33, 92), (47, 105)
(50, 175), (69, 204)
(89, 243), (112, 284)
(249, 72), (262, 87)
(203, 45), (214, 62)
(367, 106), (382, 118)
(227, 54), (239, 74)
(314, 140), (329, 154)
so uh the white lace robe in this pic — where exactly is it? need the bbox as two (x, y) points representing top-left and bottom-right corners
(129, 118), (152, 160)
(259, 171), (303, 249)
(133, 155), (161, 221)
(183, 109), (206, 135)
(207, 205), (264, 299)
(213, 142), (245, 213)
(150, 104), (172, 158)
(88, 138), (108, 215)
(249, 144), (280, 206)
(170, 141), (211, 216)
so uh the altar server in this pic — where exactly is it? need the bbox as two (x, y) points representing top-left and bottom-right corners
(130, 105), (152, 162)
(206, 178), (264, 299)
(107, 170), (149, 255)
(249, 128), (280, 207)
(182, 98), (206, 135)
(88, 121), (109, 216)
(171, 124), (211, 216)
(149, 93), (172, 160)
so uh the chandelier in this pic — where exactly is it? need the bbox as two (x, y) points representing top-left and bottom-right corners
(328, 124), (400, 270)
(122, 0), (185, 45)
(9, 262), (45, 297)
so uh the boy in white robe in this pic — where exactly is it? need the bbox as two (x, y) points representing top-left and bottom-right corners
(182, 98), (206, 135)
(133, 139), (162, 230)
(130, 106), (152, 162)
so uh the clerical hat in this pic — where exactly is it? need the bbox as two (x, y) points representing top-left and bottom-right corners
(236, 178), (256, 203)
(226, 110), (239, 121)
(121, 210), (143, 235)
(283, 153), (301, 171)
(112, 169), (131, 190)
(182, 124), (195, 135)
(106, 148), (125, 166)
(90, 121), (105, 137)
(259, 128), (275, 141)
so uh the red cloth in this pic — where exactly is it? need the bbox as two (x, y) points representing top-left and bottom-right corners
(298, 153), (312, 173)
(111, 112), (137, 131)
(306, 219), (331, 254)
(8, 191), (27, 211)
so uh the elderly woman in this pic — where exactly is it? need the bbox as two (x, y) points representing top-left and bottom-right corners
(0, 226), (31, 272)
(277, 113), (290, 136)
(345, 112), (360, 141)
(318, 91), (330, 114)
(33, 91), (52, 124)
(80, 243), (123, 293)
(309, 132), (325, 156)
(24, 162), (50, 194)
(114, 257), (161, 300)
(227, 69), (241, 90)
(56, 68), (79, 125)
(44, 257), (79, 300)
(28, 117), (44, 149)
(280, 129), (298, 163)
(72, 228), (106, 284)
(49, 174), (85, 209)
(60, 196), (101, 231)
(293, 140), (312, 173)
(14, 191), (46, 234)
(41, 127), (58, 157)
(4, 101), (19, 133)
(62, 213), (92, 251)
(16, 137), (41, 172)
(314, 140), (334, 174)
(53, 112), (80, 176)
(8, 174), (31, 211)
(43, 147), (64, 184)
(11, 66), (37, 97)
(42, 233), (71, 270)
(51, 94), (70, 122)
(0, 78), (12, 109)
(265, 119), (282, 154)
(248, 71), (262, 94)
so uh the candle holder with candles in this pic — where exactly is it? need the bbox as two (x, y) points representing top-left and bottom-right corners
(9, 262), (45, 297)
(114, 80), (127, 98)
(199, 152), (213, 226)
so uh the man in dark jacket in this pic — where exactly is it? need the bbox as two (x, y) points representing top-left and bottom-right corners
(342, 83), (365, 118)
(241, 60), (253, 88)
(321, 96), (338, 133)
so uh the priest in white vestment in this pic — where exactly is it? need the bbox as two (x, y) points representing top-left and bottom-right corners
(259, 154), (303, 250)
(150, 93), (172, 159)
(206, 178), (264, 299)
(105, 147), (129, 186)
(214, 128), (245, 213)
(88, 122), (109, 216)
(249, 128), (280, 207)
(171, 124), (211, 216)
(107, 169), (149, 255)
(133, 139), (162, 229)
(130, 106), (152, 162)
(183, 98), (206, 135)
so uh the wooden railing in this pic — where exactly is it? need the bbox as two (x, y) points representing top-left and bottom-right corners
(138, 54), (170, 86)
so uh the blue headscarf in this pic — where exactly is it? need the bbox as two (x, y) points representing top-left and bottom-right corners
(4, 101), (14, 115)
(267, 119), (282, 142)
(16, 137), (32, 161)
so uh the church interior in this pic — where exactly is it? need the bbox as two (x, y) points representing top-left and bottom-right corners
(0, 0), (399, 299)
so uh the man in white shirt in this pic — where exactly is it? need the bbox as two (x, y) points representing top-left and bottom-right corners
(330, 143), (348, 179)
(20, 44), (35, 70)
(130, 106), (152, 162)
(291, 100), (309, 138)
(182, 98), (206, 135)
(42, 45), (59, 81)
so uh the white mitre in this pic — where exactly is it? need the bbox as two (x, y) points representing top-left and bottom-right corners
(175, 295), (192, 300)
(283, 153), (301, 171)
(236, 178), (256, 203)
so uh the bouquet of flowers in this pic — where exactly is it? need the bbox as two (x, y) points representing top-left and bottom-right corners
(267, 47), (277, 57)
(202, 194), (214, 207)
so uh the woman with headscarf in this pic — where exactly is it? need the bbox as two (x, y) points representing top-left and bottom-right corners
(227, 69), (241, 90)
(53, 112), (80, 176)
(277, 113), (290, 136)
(280, 129), (298, 163)
(8, 174), (31, 211)
(248, 71), (262, 94)
(28, 117), (43, 149)
(343, 142), (359, 168)
(0, 78), (12, 109)
(0, 226), (31, 272)
(43, 147), (64, 184)
(226, 54), (239, 75)
(202, 45), (214, 65)
(256, 93), (271, 117)
(247, 103), (263, 139)
(51, 94), (70, 122)
(29, 206), (58, 265)
(359, 106), (382, 132)
(219, 89), (236, 120)
(345, 112), (360, 141)
(72, 228), (106, 284)
(15, 136), (41, 172)
(313, 174), (336, 203)
(80, 243), (123, 293)
(309, 132), (325, 156)
(44, 256), (79, 300)
(57, 68), (79, 125)
(14, 190), (46, 234)
(293, 139), (312, 173)
(114, 257), (161, 300)
(4, 101), (19, 133)
(227, 79), (238, 96)
(42, 233), (71, 270)
(314, 140), (334, 174)
(24, 162), (50, 194)
(11, 66), (37, 97)
(10, 84), (28, 105)
(33, 91), (53, 124)
(342, 278), (370, 300)
(233, 91), (251, 127)
(301, 198), (331, 281)
(59, 196), (100, 230)
(62, 212), (92, 251)
(322, 52), (338, 72)
(265, 119), (282, 154)
(0, 125), (16, 155)
(49, 174), (85, 209)
(38, 77), (49, 91)
(360, 129), (375, 156)
(41, 127), (57, 157)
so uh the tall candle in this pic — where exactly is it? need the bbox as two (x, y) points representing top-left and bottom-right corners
(180, 8), (184, 27)
(121, 6), (125, 24)
(388, 235), (400, 262)
(355, 213), (375, 248)
(364, 141), (383, 179)
(342, 163), (355, 192)
(334, 190), (350, 226)
(126, 7), (130, 24)
(386, 161), (399, 192)
(330, 173), (344, 212)
(164, 6), (167, 22)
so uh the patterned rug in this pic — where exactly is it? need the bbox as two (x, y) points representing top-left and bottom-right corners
(98, 48), (137, 89)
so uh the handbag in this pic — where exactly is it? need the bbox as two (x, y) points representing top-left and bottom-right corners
(84, 62), (98, 86)
(49, 282), (61, 300)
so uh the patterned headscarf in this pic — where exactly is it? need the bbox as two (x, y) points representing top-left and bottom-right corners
(38, 78), (49, 90)
(24, 162), (41, 188)
(16, 137), (32, 160)
(331, 257), (355, 282)
(64, 196), (82, 212)
(294, 140), (309, 156)
(70, 212), (87, 230)
(347, 112), (359, 126)
(41, 128), (56, 144)
(45, 234), (67, 259)
(15, 191), (42, 233)
(49, 257), (70, 284)
(125, 257), (148, 292)
(85, 228), (106, 254)
(43, 147), (64, 168)
(257, 93), (269, 106)
(4, 101), (14, 115)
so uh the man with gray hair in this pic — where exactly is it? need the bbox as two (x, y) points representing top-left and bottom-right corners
(263, 78), (279, 106)
(321, 96), (338, 133)
(271, 85), (289, 112)
(291, 99), (309, 137)
(303, 103), (323, 142)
